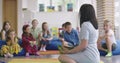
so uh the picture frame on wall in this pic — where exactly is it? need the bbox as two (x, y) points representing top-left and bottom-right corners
(67, 3), (73, 11)
(39, 4), (45, 12)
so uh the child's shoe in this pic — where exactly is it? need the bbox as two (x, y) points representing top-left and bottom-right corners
(26, 53), (30, 57)
(106, 52), (112, 57)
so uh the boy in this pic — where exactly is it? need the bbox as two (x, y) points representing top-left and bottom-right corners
(59, 22), (79, 51)
(97, 20), (117, 56)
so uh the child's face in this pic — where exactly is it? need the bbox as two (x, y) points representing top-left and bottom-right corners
(65, 25), (72, 33)
(25, 26), (31, 33)
(9, 31), (15, 39)
(104, 23), (110, 31)
(5, 23), (11, 30)
(44, 24), (48, 30)
(32, 20), (38, 28)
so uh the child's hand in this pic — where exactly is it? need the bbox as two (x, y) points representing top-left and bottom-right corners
(61, 38), (65, 42)
(33, 41), (36, 45)
(46, 38), (50, 41)
(62, 47), (70, 54)
(42, 38), (46, 41)
(29, 41), (33, 44)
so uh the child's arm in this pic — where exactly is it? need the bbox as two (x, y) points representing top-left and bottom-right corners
(46, 30), (53, 40)
(22, 35), (31, 45)
(1, 31), (6, 40)
(6, 41), (11, 46)
(46, 37), (53, 41)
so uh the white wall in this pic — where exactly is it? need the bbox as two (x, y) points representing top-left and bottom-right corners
(0, 0), (2, 30)
(22, 0), (27, 8)
(27, 0), (38, 12)
(115, 0), (120, 39)
(18, 0), (23, 38)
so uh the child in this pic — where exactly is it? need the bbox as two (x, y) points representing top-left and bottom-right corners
(0, 21), (11, 40)
(22, 25), (39, 57)
(31, 19), (41, 48)
(58, 22), (79, 53)
(97, 20), (117, 56)
(40, 22), (52, 51)
(59, 23), (65, 38)
(0, 29), (22, 58)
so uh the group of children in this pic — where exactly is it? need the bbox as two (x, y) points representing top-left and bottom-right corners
(0, 19), (117, 58)
(0, 19), (52, 57)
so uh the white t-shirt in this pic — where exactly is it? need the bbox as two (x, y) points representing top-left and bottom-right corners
(102, 29), (116, 44)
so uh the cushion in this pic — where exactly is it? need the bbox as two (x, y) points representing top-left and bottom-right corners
(99, 40), (120, 56)
(46, 39), (62, 50)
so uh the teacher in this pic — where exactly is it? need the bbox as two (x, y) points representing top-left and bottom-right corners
(58, 4), (100, 63)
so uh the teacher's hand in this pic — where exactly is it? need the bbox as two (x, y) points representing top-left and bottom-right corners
(62, 47), (70, 54)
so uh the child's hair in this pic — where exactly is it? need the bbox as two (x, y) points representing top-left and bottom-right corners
(31, 19), (38, 24)
(22, 24), (32, 36)
(104, 20), (112, 27)
(1, 21), (11, 31)
(64, 22), (71, 28)
(42, 22), (50, 35)
(6, 29), (15, 41)
(62, 23), (65, 27)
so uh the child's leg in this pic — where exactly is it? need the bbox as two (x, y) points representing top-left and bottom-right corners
(40, 44), (44, 51)
(97, 37), (107, 52)
(105, 36), (112, 56)
(43, 45), (46, 51)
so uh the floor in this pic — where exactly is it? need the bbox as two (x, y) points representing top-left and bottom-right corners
(0, 55), (120, 63)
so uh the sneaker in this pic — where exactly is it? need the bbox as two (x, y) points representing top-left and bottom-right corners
(9, 54), (13, 58)
(7, 53), (13, 58)
(26, 53), (30, 57)
(43, 48), (46, 52)
(40, 48), (43, 51)
(100, 60), (104, 63)
(106, 52), (112, 57)
(4, 54), (8, 58)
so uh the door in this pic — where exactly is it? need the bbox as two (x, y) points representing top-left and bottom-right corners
(3, 0), (17, 33)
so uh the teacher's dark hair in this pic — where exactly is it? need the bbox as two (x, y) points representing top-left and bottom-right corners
(80, 4), (98, 29)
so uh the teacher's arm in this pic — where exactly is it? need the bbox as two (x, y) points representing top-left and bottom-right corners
(63, 39), (88, 54)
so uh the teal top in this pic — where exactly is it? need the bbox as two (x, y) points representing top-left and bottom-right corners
(31, 27), (41, 45)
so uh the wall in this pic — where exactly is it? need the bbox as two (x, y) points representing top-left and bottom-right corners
(17, 0), (23, 38)
(0, 0), (2, 30)
(115, 0), (120, 39)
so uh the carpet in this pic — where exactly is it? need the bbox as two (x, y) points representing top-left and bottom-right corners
(8, 58), (60, 63)
(40, 50), (60, 55)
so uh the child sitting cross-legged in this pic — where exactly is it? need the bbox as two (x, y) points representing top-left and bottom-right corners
(97, 20), (117, 57)
(40, 22), (53, 51)
(0, 29), (22, 58)
(58, 22), (79, 53)
(22, 25), (39, 57)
